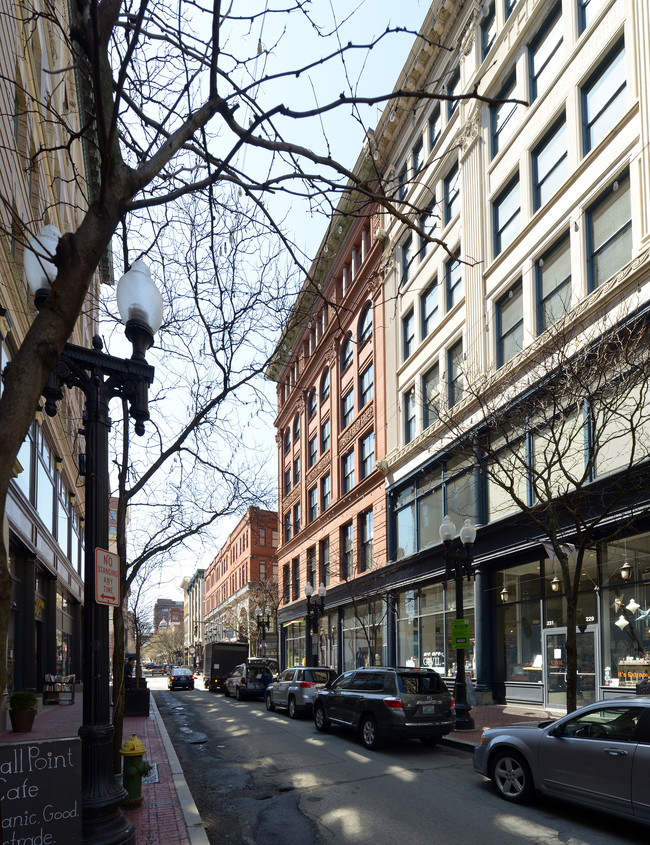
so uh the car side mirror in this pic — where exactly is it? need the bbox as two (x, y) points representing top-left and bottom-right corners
(548, 726), (562, 738)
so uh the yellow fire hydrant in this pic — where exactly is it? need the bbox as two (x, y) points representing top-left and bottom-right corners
(119, 734), (152, 807)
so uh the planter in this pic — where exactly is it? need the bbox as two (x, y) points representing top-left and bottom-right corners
(10, 708), (36, 733)
(124, 688), (150, 717)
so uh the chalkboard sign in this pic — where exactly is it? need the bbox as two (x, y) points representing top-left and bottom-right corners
(0, 737), (81, 844)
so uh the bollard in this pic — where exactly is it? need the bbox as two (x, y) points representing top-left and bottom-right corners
(119, 733), (152, 807)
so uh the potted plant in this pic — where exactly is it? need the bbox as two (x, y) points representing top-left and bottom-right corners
(9, 690), (38, 733)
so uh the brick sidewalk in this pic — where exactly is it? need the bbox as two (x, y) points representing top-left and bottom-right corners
(0, 692), (203, 844)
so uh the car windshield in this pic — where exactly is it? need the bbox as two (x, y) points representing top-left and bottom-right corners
(173, 667), (192, 675)
(397, 672), (446, 695)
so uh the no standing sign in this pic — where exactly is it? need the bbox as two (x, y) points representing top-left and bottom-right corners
(95, 548), (120, 606)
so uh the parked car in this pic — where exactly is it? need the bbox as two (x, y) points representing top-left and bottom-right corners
(266, 667), (337, 718)
(313, 666), (455, 750)
(224, 658), (278, 700)
(473, 698), (650, 822)
(168, 666), (195, 690)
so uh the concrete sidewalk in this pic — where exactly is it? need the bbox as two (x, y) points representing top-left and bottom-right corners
(0, 692), (209, 844)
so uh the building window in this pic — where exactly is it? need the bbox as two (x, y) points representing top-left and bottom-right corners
(404, 387), (416, 444)
(360, 430), (375, 479)
(358, 302), (372, 345)
(418, 202), (436, 261)
(321, 418), (331, 452)
(398, 162), (408, 202)
(582, 40), (626, 155)
(496, 282), (523, 367)
(307, 387), (317, 420)
(536, 233), (571, 333)
(293, 413), (300, 442)
(342, 449), (355, 494)
(284, 467), (291, 496)
(320, 368), (330, 401)
(259, 527), (266, 546)
(491, 71), (516, 159)
(283, 427), (291, 453)
(494, 175), (520, 256)
(308, 434), (317, 468)
(360, 510), (374, 572)
(291, 557), (300, 601)
(319, 537), (330, 587)
(448, 340), (464, 407)
(293, 502), (301, 534)
(429, 106), (441, 151)
(284, 511), (292, 542)
(422, 365), (440, 429)
(444, 162), (459, 224)
(447, 65), (460, 118)
(321, 473), (331, 511)
(293, 456), (300, 485)
(402, 309), (415, 361)
(587, 171), (631, 291)
(528, 3), (562, 102)
(341, 388), (354, 428)
(505, 0), (518, 18)
(578, 0), (606, 33)
(360, 363), (374, 408)
(341, 522), (353, 579)
(445, 251), (462, 312)
(307, 546), (316, 587)
(532, 115), (567, 212)
(421, 280), (438, 338)
(341, 333), (353, 372)
(412, 136), (424, 175)
(308, 486), (318, 522)
(401, 234), (413, 285)
(481, 1), (496, 60)
(282, 564), (290, 603)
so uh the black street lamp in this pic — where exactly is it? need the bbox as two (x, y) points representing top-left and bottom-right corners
(26, 231), (163, 845)
(304, 582), (326, 666)
(254, 605), (271, 656)
(439, 515), (477, 731)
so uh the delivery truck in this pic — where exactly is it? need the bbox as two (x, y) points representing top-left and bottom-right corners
(203, 641), (249, 691)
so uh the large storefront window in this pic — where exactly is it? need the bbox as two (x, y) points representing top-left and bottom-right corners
(396, 582), (475, 677)
(284, 620), (305, 667)
(601, 536), (650, 690)
(499, 561), (542, 682)
(342, 603), (386, 670)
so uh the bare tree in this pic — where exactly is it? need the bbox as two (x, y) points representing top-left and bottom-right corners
(247, 578), (280, 657)
(433, 302), (650, 713)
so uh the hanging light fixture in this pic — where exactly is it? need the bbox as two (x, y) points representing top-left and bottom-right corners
(551, 575), (561, 592)
(620, 560), (633, 581)
(500, 584), (508, 603)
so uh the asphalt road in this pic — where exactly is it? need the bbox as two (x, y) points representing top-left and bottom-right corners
(152, 677), (648, 845)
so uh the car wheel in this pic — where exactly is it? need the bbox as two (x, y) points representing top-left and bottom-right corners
(420, 737), (439, 747)
(266, 692), (275, 711)
(491, 749), (534, 803)
(360, 715), (383, 750)
(314, 704), (330, 733)
(235, 685), (241, 701)
(288, 697), (298, 719)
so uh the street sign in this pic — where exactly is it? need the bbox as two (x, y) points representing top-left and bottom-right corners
(451, 618), (470, 649)
(95, 548), (120, 606)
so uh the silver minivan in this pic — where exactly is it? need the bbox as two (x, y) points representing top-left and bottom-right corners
(266, 667), (337, 718)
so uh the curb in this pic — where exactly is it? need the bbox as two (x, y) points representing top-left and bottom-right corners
(151, 695), (210, 845)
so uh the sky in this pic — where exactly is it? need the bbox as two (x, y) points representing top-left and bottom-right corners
(121, 0), (433, 607)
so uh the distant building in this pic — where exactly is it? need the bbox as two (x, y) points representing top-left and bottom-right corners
(153, 599), (184, 632)
(181, 570), (205, 668)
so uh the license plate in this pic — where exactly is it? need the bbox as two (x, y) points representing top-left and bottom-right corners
(422, 705), (435, 715)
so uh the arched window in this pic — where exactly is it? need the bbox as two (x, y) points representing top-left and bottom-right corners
(358, 302), (373, 344)
(320, 368), (330, 401)
(308, 387), (317, 420)
(283, 427), (291, 453)
(341, 333), (353, 372)
(293, 413), (300, 441)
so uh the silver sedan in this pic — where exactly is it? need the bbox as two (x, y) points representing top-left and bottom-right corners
(473, 698), (650, 822)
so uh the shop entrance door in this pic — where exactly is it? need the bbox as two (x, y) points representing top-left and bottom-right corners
(543, 626), (598, 710)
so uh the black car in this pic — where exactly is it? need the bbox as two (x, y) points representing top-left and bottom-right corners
(168, 666), (194, 690)
(313, 666), (455, 750)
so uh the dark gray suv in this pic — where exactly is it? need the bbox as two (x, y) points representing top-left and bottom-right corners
(313, 667), (455, 750)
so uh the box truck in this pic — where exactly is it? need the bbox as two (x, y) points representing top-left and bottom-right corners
(203, 642), (249, 691)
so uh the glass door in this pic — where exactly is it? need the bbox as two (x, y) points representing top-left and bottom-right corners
(543, 626), (598, 709)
